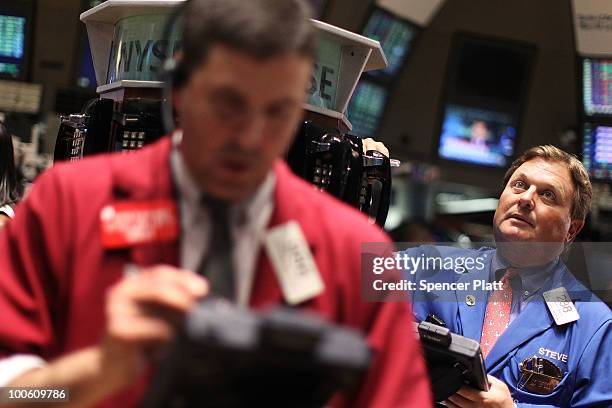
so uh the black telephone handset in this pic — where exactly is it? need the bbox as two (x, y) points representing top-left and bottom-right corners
(306, 133), (353, 197)
(111, 98), (164, 152)
(339, 134), (364, 210)
(83, 98), (114, 156)
(289, 121), (354, 198)
(54, 114), (88, 162)
(288, 121), (392, 227)
(53, 98), (114, 162)
(53, 98), (165, 163)
(360, 149), (391, 226)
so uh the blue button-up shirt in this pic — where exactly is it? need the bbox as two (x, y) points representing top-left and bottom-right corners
(490, 253), (558, 324)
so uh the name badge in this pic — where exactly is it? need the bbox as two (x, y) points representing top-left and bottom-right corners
(543, 287), (580, 326)
(518, 356), (563, 394)
(264, 221), (324, 305)
(100, 200), (178, 248)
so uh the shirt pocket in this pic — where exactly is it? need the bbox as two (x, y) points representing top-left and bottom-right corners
(504, 354), (573, 407)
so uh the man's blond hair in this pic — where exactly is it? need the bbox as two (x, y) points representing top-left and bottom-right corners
(503, 145), (592, 220)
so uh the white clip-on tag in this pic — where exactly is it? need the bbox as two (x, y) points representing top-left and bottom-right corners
(543, 287), (580, 325)
(264, 221), (325, 305)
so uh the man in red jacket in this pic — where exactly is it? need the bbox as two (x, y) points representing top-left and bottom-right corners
(0, 0), (431, 406)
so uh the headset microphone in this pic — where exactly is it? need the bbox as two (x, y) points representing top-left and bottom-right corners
(159, 1), (188, 135)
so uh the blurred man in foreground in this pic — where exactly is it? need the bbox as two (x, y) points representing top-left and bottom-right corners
(0, 0), (431, 407)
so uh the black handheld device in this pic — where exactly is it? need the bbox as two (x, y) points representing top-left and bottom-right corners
(141, 298), (371, 408)
(415, 321), (489, 402)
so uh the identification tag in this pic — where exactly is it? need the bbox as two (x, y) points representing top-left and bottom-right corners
(264, 221), (324, 305)
(518, 356), (563, 394)
(543, 287), (580, 326)
(100, 200), (178, 248)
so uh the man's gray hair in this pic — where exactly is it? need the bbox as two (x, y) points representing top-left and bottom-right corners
(174, 0), (316, 88)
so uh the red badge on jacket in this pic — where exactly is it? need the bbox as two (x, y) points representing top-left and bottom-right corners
(99, 200), (178, 248)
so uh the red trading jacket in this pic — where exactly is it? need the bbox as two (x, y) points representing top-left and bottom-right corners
(0, 137), (431, 407)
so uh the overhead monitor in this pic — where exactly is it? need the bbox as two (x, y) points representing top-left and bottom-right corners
(76, 34), (97, 88)
(0, 80), (42, 114)
(582, 122), (612, 181)
(0, 1), (34, 80)
(347, 78), (388, 137)
(437, 104), (517, 167)
(446, 33), (536, 107)
(0, 15), (26, 79)
(361, 7), (419, 79)
(583, 58), (612, 117)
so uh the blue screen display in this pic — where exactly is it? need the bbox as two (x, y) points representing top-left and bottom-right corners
(347, 79), (388, 137)
(76, 36), (97, 88)
(362, 8), (418, 78)
(583, 58), (612, 117)
(582, 122), (612, 181)
(438, 104), (517, 167)
(0, 15), (26, 78)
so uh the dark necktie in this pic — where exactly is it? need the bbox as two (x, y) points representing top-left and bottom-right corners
(198, 197), (235, 301)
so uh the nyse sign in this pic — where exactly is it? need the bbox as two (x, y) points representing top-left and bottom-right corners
(308, 63), (337, 110)
(307, 36), (341, 111)
(115, 39), (181, 76)
(107, 14), (343, 113)
(107, 14), (181, 83)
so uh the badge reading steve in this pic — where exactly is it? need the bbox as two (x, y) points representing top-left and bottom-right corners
(264, 221), (325, 305)
(100, 200), (178, 248)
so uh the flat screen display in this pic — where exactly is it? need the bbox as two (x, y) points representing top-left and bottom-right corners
(76, 35), (97, 88)
(583, 58), (612, 117)
(0, 15), (26, 79)
(438, 104), (517, 167)
(450, 34), (535, 105)
(582, 122), (612, 181)
(362, 8), (418, 79)
(347, 79), (388, 137)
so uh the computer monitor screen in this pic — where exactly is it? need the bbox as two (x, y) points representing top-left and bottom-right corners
(76, 35), (97, 88)
(362, 8), (419, 79)
(347, 79), (388, 137)
(0, 14), (26, 79)
(582, 122), (612, 181)
(583, 58), (612, 117)
(447, 34), (535, 106)
(438, 104), (517, 167)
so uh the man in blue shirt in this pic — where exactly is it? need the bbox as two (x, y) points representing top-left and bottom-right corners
(402, 145), (611, 407)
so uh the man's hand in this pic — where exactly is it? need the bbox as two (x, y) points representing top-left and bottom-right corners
(101, 266), (208, 388)
(0, 214), (9, 229)
(362, 138), (389, 157)
(6, 266), (208, 408)
(443, 375), (515, 408)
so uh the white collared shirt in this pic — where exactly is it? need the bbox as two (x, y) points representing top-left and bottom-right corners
(170, 132), (275, 306)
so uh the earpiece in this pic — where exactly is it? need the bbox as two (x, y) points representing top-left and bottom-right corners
(159, 1), (189, 134)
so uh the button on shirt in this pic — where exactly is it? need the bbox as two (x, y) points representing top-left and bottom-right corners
(490, 253), (558, 324)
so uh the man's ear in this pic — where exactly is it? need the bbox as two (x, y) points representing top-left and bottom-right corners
(566, 219), (585, 243)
